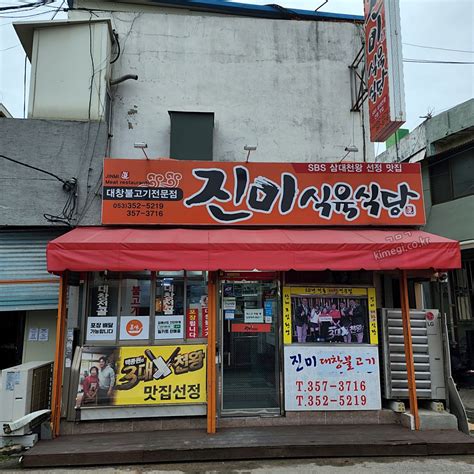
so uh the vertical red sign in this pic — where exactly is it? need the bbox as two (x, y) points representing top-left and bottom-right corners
(202, 307), (209, 338)
(186, 308), (198, 339)
(364, 0), (405, 142)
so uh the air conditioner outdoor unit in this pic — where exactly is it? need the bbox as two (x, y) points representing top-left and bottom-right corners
(381, 309), (446, 401)
(0, 361), (53, 437)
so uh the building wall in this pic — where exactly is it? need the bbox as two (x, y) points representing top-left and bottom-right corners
(70, 3), (373, 163)
(28, 21), (111, 121)
(421, 162), (474, 244)
(0, 118), (107, 226)
(22, 309), (56, 363)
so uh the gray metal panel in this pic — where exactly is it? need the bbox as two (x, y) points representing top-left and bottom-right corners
(169, 111), (214, 161)
(80, 404), (207, 420)
(0, 230), (65, 311)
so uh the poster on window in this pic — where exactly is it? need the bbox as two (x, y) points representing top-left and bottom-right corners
(282, 287), (378, 345)
(186, 309), (198, 339)
(284, 345), (381, 411)
(119, 316), (150, 340)
(76, 345), (206, 408)
(86, 317), (117, 341)
(155, 315), (184, 340)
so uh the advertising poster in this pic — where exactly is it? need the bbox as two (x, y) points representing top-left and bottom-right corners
(119, 316), (150, 340)
(202, 307), (209, 338)
(102, 160), (424, 226)
(28, 328), (39, 341)
(155, 315), (184, 340)
(283, 287), (378, 345)
(284, 345), (381, 411)
(223, 297), (236, 310)
(186, 309), (198, 339)
(86, 317), (117, 341)
(244, 308), (264, 323)
(76, 345), (206, 408)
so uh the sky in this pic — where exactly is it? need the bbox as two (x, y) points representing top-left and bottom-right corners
(1, 0), (473, 153)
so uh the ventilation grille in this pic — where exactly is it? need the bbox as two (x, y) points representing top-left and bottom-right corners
(382, 309), (432, 399)
(30, 362), (53, 412)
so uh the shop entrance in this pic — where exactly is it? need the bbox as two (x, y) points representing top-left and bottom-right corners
(219, 276), (280, 415)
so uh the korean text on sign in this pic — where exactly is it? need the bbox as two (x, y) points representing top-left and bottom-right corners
(284, 346), (381, 411)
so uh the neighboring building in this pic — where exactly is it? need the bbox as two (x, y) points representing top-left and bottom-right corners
(376, 99), (474, 380)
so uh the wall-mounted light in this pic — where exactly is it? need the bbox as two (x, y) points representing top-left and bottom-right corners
(134, 142), (149, 160)
(339, 145), (359, 162)
(344, 145), (359, 153)
(244, 145), (257, 163)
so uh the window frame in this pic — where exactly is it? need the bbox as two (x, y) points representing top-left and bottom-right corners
(82, 271), (209, 347)
(429, 145), (474, 205)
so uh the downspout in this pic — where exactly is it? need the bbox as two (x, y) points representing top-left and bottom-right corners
(50, 272), (68, 437)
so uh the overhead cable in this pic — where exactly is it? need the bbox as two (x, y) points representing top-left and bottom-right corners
(0, 0), (52, 12)
(403, 58), (474, 64)
(0, 153), (68, 184)
(403, 42), (474, 54)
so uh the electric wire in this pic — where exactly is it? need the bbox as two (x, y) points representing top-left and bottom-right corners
(0, 8), (59, 18)
(403, 42), (474, 54)
(50, 0), (64, 20)
(403, 58), (474, 65)
(87, 13), (94, 121)
(0, 44), (17, 52)
(0, 0), (51, 12)
(43, 177), (77, 225)
(0, 154), (78, 225)
(0, 153), (67, 183)
(110, 30), (121, 64)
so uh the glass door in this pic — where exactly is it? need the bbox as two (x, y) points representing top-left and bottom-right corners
(220, 278), (280, 415)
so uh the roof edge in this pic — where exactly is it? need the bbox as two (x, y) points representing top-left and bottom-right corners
(115, 0), (364, 22)
(13, 18), (114, 61)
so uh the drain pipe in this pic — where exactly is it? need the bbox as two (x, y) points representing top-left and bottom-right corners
(110, 75), (138, 86)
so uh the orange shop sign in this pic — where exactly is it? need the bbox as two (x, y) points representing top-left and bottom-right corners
(102, 159), (425, 226)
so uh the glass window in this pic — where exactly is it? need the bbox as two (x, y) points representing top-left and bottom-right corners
(155, 274), (185, 341)
(452, 150), (474, 199)
(429, 147), (474, 205)
(118, 273), (152, 342)
(120, 273), (151, 316)
(85, 273), (121, 344)
(87, 272), (120, 317)
(157, 271), (185, 277)
(430, 159), (452, 205)
(85, 271), (209, 346)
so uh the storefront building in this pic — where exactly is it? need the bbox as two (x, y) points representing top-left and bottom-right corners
(46, 159), (461, 435)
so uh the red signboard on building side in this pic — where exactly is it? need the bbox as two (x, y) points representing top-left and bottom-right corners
(364, 0), (405, 142)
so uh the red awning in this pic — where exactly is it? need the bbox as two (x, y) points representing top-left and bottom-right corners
(46, 227), (460, 273)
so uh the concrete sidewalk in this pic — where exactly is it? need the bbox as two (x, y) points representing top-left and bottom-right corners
(22, 424), (474, 468)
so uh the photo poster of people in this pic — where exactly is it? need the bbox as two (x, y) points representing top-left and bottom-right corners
(291, 294), (369, 344)
(76, 347), (118, 408)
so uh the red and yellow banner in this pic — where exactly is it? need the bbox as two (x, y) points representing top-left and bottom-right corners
(186, 309), (198, 339)
(102, 160), (424, 226)
(76, 345), (206, 407)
